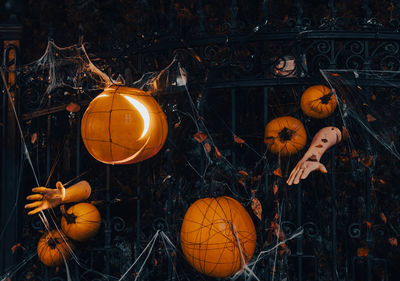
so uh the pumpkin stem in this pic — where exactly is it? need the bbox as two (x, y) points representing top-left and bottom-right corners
(278, 127), (294, 141)
(64, 213), (77, 225)
(47, 238), (59, 249)
(320, 91), (333, 104)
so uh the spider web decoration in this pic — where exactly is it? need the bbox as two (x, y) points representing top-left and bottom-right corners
(180, 196), (257, 278)
(19, 40), (116, 110)
(321, 69), (400, 164)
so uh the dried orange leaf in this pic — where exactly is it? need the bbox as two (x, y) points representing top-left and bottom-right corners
(388, 237), (398, 247)
(351, 149), (359, 158)
(357, 246), (369, 257)
(11, 243), (25, 254)
(233, 135), (245, 144)
(361, 155), (373, 167)
(366, 221), (372, 229)
(203, 142), (211, 153)
(238, 170), (248, 177)
(251, 198), (262, 220)
(273, 184), (278, 195)
(366, 114), (376, 122)
(380, 213), (387, 224)
(193, 131), (207, 143)
(215, 147), (222, 159)
(30, 133), (38, 144)
(273, 167), (283, 177)
(66, 102), (81, 113)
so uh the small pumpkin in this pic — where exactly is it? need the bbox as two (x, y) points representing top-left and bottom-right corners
(61, 203), (101, 242)
(37, 230), (73, 267)
(301, 85), (337, 119)
(264, 116), (307, 156)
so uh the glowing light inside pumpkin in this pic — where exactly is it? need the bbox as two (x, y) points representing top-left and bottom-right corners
(122, 95), (150, 139)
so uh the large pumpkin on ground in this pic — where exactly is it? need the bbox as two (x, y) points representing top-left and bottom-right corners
(300, 85), (337, 119)
(37, 230), (74, 267)
(180, 196), (256, 278)
(61, 203), (101, 241)
(264, 116), (307, 156)
(81, 86), (168, 165)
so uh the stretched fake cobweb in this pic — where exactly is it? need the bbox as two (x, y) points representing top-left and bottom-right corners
(3, 39), (309, 281)
(321, 69), (400, 167)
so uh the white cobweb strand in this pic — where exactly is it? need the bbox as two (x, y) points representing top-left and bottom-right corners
(231, 227), (304, 281)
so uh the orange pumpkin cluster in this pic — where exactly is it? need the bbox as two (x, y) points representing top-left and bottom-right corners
(37, 203), (101, 267)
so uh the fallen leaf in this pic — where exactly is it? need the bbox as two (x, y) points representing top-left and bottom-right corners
(365, 221), (372, 229)
(11, 243), (25, 254)
(366, 114), (376, 122)
(361, 155), (373, 167)
(238, 170), (248, 177)
(273, 167), (283, 177)
(251, 198), (262, 220)
(273, 184), (278, 195)
(371, 94), (376, 101)
(357, 246), (369, 257)
(203, 142), (211, 153)
(379, 179), (386, 184)
(66, 102), (80, 113)
(351, 149), (359, 158)
(30, 133), (38, 144)
(388, 237), (398, 247)
(193, 131), (207, 143)
(380, 213), (387, 224)
(215, 147), (222, 159)
(233, 135), (245, 144)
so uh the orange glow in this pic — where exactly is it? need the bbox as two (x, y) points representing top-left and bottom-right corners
(81, 86), (168, 165)
(180, 196), (257, 278)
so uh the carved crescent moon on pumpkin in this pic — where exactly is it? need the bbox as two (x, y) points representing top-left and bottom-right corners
(81, 86), (168, 165)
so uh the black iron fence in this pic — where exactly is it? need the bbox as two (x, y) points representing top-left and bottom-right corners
(2, 0), (400, 280)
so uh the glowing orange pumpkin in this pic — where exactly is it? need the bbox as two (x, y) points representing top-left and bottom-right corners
(81, 86), (168, 164)
(61, 203), (101, 242)
(264, 116), (307, 156)
(300, 85), (337, 119)
(37, 230), (74, 267)
(180, 196), (256, 278)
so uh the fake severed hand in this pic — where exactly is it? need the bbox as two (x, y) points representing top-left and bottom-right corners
(25, 180), (91, 215)
(287, 127), (341, 186)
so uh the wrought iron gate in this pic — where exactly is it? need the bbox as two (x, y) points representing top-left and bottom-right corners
(1, 0), (400, 280)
